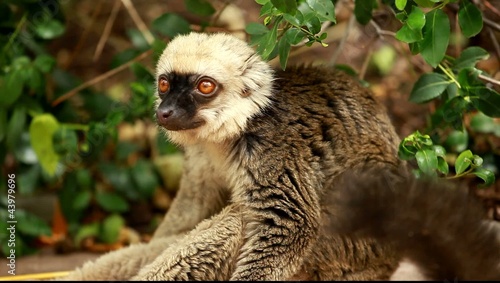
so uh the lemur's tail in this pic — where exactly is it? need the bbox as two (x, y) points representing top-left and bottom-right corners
(326, 168), (500, 280)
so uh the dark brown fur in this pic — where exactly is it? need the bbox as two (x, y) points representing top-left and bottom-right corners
(325, 168), (500, 280)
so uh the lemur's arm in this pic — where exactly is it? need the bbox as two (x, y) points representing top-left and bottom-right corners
(153, 147), (229, 239)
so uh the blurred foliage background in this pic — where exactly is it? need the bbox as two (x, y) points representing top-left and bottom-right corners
(0, 0), (499, 259)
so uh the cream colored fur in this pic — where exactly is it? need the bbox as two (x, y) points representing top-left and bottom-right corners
(156, 32), (275, 145)
(59, 235), (181, 280)
(389, 258), (429, 281)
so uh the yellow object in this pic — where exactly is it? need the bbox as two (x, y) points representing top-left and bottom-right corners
(0, 271), (70, 281)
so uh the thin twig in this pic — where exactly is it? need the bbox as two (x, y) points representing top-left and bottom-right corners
(359, 42), (375, 80)
(484, 17), (500, 32)
(93, 0), (121, 62)
(209, 0), (232, 27)
(292, 21), (333, 48)
(478, 73), (500, 87)
(267, 23), (346, 67)
(484, 0), (500, 17)
(52, 49), (152, 107)
(330, 14), (356, 65)
(121, 0), (155, 44)
(487, 27), (500, 60)
(448, 1), (500, 33)
(369, 20), (397, 39)
(65, 1), (103, 69)
(454, 12), (461, 58)
(2, 14), (27, 54)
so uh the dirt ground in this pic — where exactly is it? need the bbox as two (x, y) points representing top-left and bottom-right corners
(0, 249), (100, 277)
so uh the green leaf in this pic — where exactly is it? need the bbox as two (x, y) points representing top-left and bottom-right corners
(457, 67), (481, 88)
(304, 13), (322, 34)
(0, 109), (6, 142)
(371, 45), (396, 75)
(396, 12), (427, 45)
(271, 0), (297, 14)
(415, 133), (433, 146)
(95, 191), (129, 213)
(470, 112), (497, 133)
(437, 157), (449, 175)
(76, 169), (93, 190)
(434, 95), (470, 130)
(18, 165), (41, 195)
(33, 54), (56, 73)
(408, 41), (421, 54)
(16, 210), (51, 237)
(185, 0), (215, 16)
(413, 0), (437, 7)
(116, 141), (140, 161)
(52, 127), (78, 155)
(130, 159), (159, 199)
(354, 0), (376, 25)
(126, 29), (150, 51)
(453, 46), (489, 69)
(278, 36), (291, 70)
(152, 38), (167, 64)
(74, 223), (99, 247)
(129, 62), (154, 82)
(12, 56), (31, 69)
(445, 130), (468, 152)
(29, 114), (60, 176)
(472, 154), (483, 167)
(260, 1), (274, 17)
(111, 49), (141, 69)
(432, 145), (446, 158)
(99, 214), (125, 244)
(420, 9), (450, 68)
(469, 87), (500, 117)
(409, 73), (450, 103)
(6, 106), (26, 152)
(256, 24), (278, 60)
(1, 69), (24, 107)
(415, 149), (438, 176)
(455, 149), (473, 174)
(152, 13), (191, 37)
(396, 24), (423, 43)
(13, 132), (38, 165)
(73, 190), (92, 211)
(284, 27), (305, 45)
(396, 0), (407, 10)
(473, 167), (495, 187)
(306, 0), (336, 22)
(32, 19), (65, 39)
(398, 140), (417, 160)
(24, 66), (43, 92)
(246, 22), (269, 35)
(99, 163), (138, 200)
(458, 0), (483, 38)
(446, 82), (459, 99)
(406, 6), (425, 30)
(396, 12), (407, 22)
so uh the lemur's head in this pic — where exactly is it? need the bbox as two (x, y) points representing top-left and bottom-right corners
(155, 32), (274, 145)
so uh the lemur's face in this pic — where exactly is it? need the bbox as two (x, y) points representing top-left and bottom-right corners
(155, 72), (221, 131)
(154, 32), (274, 145)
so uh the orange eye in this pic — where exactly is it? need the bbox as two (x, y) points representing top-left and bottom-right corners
(158, 77), (170, 94)
(197, 79), (217, 95)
